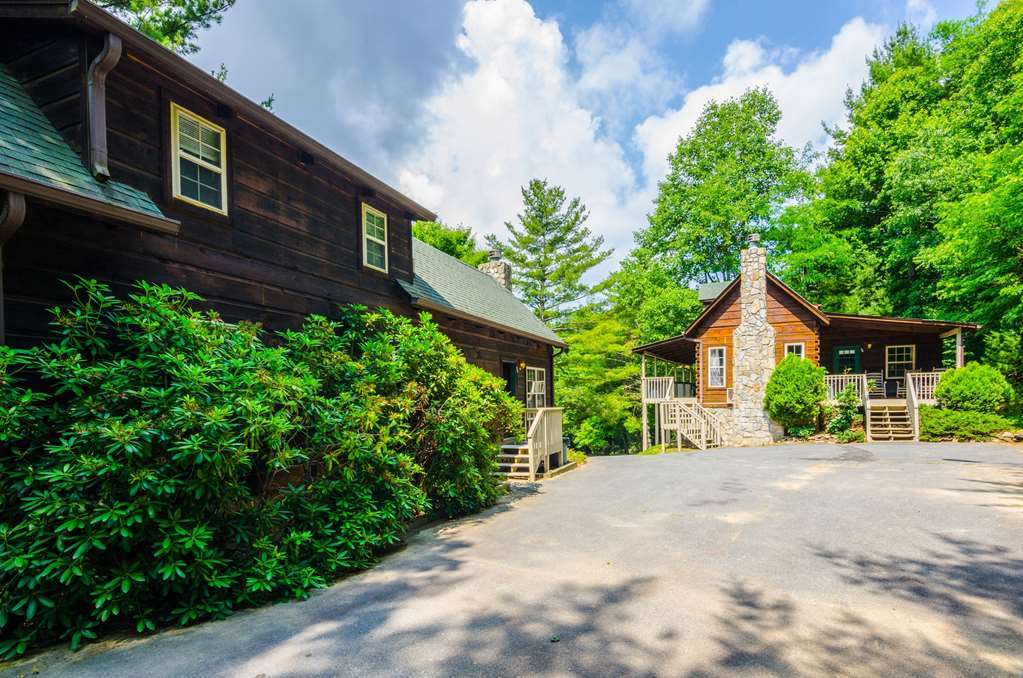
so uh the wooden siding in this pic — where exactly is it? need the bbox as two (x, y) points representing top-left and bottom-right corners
(819, 327), (944, 377)
(691, 279), (820, 407)
(1, 25), (557, 406)
(0, 20), (83, 153)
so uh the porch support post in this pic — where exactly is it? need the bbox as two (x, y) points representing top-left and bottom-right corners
(641, 354), (648, 450)
(955, 328), (964, 368)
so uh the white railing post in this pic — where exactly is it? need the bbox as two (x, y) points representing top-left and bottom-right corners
(907, 373), (919, 442)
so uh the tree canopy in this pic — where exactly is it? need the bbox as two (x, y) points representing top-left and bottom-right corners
(412, 221), (490, 268)
(640, 88), (810, 284)
(487, 179), (610, 327)
(98, 0), (235, 54)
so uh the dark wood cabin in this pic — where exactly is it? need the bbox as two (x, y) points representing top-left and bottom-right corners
(0, 1), (563, 411)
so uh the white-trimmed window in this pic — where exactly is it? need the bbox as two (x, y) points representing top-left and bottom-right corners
(785, 342), (805, 359)
(708, 347), (726, 388)
(885, 344), (916, 379)
(525, 366), (546, 408)
(170, 103), (227, 214)
(362, 203), (388, 272)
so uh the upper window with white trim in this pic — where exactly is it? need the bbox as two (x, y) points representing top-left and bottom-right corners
(362, 203), (388, 272)
(170, 103), (227, 214)
(886, 344), (916, 379)
(708, 347), (726, 388)
(785, 342), (805, 359)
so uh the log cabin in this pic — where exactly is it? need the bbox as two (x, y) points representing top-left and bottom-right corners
(0, 1), (564, 478)
(634, 235), (978, 448)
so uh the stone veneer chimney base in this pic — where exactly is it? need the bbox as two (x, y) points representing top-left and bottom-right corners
(727, 234), (780, 446)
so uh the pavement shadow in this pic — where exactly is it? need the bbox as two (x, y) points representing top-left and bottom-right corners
(948, 469), (1023, 510)
(685, 573), (1021, 677)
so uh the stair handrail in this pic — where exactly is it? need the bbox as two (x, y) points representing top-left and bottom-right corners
(906, 372), (919, 441)
(525, 407), (564, 481)
(860, 373), (871, 440)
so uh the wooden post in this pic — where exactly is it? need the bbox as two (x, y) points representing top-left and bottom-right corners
(955, 328), (964, 368)
(641, 354), (648, 450)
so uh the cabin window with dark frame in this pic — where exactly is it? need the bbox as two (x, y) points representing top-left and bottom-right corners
(170, 103), (227, 214)
(362, 203), (388, 272)
(708, 347), (726, 387)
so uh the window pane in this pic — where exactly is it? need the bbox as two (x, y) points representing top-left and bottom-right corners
(178, 115), (201, 156)
(365, 212), (386, 241)
(199, 125), (222, 164)
(366, 240), (386, 269)
(180, 157), (222, 209)
(179, 158), (200, 200)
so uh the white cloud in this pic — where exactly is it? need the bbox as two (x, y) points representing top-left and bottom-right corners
(620, 0), (711, 36)
(398, 3), (887, 268)
(634, 18), (886, 186)
(905, 0), (938, 29)
(398, 0), (640, 259)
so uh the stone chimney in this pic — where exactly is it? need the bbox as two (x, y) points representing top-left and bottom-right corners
(731, 233), (777, 445)
(478, 249), (512, 290)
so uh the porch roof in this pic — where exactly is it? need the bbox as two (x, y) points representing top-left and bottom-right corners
(825, 313), (979, 334)
(632, 335), (698, 364)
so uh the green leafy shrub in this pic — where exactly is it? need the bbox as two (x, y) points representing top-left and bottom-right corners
(0, 280), (515, 658)
(764, 355), (827, 430)
(934, 363), (1013, 412)
(835, 429), (865, 444)
(826, 383), (861, 433)
(919, 405), (1013, 441)
(786, 424), (816, 439)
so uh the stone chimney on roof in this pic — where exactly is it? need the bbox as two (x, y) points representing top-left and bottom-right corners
(478, 249), (512, 290)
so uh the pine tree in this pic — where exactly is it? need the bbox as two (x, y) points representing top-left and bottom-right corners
(488, 179), (611, 327)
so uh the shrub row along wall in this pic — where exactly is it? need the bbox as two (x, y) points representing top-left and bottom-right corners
(0, 280), (520, 658)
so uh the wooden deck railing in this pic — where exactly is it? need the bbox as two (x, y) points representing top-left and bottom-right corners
(908, 371), (941, 403)
(825, 374), (868, 402)
(525, 408), (564, 481)
(642, 377), (675, 402)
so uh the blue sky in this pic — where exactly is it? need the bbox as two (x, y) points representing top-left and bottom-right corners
(192, 0), (979, 266)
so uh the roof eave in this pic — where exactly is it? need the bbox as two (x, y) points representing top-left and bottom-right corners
(0, 171), (180, 234)
(56, 0), (435, 222)
(408, 296), (567, 348)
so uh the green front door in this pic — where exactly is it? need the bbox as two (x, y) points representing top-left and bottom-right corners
(833, 345), (861, 373)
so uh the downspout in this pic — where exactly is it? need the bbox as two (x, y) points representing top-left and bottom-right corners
(86, 32), (122, 181)
(0, 191), (27, 345)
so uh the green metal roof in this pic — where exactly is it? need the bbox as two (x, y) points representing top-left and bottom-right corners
(399, 238), (564, 346)
(0, 65), (166, 218)
(697, 280), (733, 303)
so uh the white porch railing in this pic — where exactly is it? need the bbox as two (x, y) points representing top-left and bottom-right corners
(525, 407), (564, 481)
(908, 371), (941, 403)
(825, 373), (868, 402)
(642, 377), (675, 402)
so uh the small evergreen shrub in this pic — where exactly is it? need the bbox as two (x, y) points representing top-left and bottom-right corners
(934, 363), (1013, 412)
(764, 355), (826, 430)
(919, 405), (1012, 441)
(0, 280), (517, 658)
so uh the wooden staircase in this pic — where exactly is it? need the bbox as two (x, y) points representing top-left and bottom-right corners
(495, 407), (565, 481)
(867, 402), (915, 441)
(660, 400), (725, 450)
(496, 442), (533, 480)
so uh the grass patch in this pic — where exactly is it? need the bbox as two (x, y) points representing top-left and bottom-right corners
(637, 445), (696, 455)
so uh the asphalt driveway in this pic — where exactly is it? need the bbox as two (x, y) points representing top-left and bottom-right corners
(10, 443), (1023, 677)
